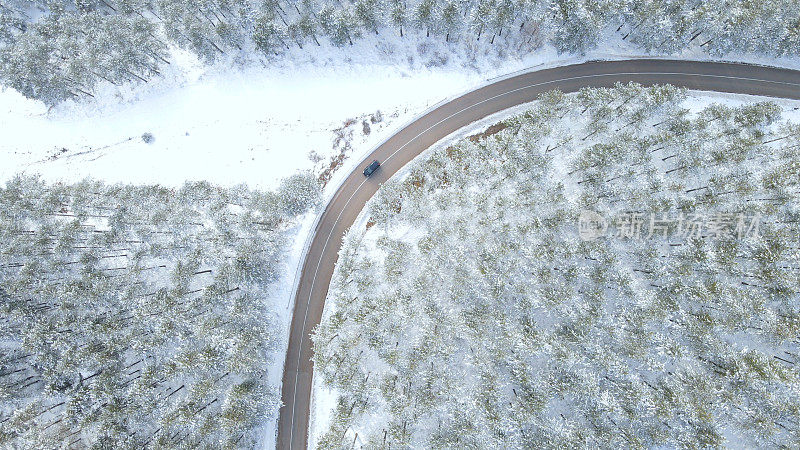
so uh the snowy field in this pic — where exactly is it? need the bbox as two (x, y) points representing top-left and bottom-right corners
(3, 29), (800, 194)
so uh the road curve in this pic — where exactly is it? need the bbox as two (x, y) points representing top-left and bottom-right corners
(277, 59), (800, 449)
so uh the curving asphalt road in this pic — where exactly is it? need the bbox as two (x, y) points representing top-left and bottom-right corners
(276, 59), (800, 450)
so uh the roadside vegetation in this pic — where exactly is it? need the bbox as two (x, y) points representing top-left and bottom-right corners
(2, 0), (800, 105)
(0, 173), (319, 448)
(314, 84), (800, 448)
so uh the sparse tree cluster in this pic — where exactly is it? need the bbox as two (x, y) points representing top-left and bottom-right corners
(2, 0), (800, 104)
(313, 84), (800, 448)
(0, 173), (320, 448)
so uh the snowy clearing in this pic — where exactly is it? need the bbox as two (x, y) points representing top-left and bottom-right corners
(3, 26), (800, 192)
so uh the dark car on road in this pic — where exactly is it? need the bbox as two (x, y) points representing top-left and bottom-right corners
(363, 160), (380, 176)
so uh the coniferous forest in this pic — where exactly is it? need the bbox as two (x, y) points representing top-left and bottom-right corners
(2, 0), (800, 105)
(0, 173), (319, 448)
(2, 1), (800, 448)
(315, 84), (800, 448)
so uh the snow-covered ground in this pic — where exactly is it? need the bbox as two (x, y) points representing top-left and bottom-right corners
(0, 56), (467, 191)
(2, 27), (800, 449)
(3, 29), (799, 193)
